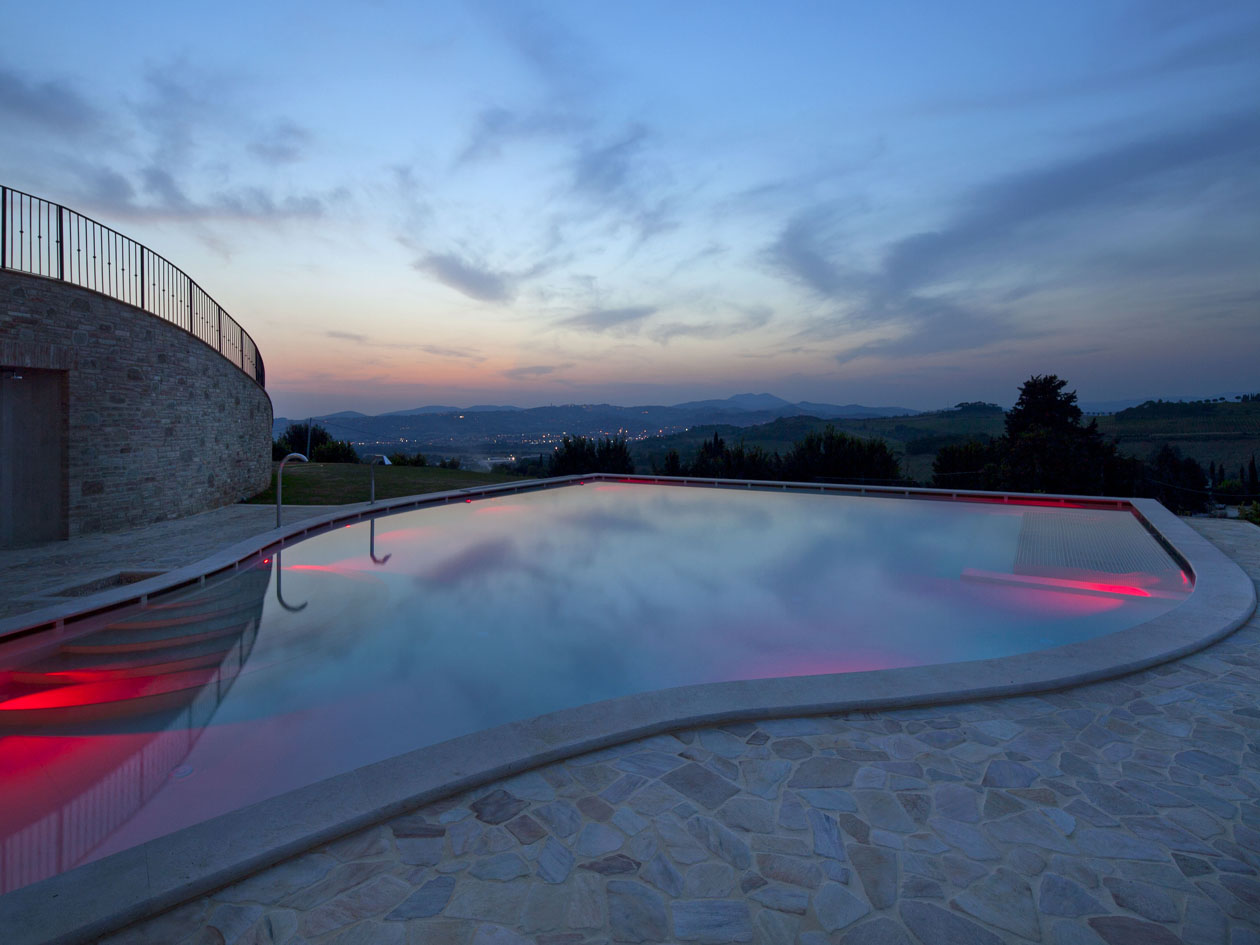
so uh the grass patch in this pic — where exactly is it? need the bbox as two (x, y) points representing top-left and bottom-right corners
(248, 463), (521, 505)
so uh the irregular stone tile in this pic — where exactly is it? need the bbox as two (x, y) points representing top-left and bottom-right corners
(755, 852), (822, 888)
(1181, 897), (1230, 945)
(1039, 873), (1106, 917)
(638, 853), (683, 896)
(815, 882), (871, 932)
(683, 862), (734, 898)
(1065, 799), (1119, 828)
(1220, 874), (1260, 910)
(445, 879), (529, 924)
(771, 738), (813, 760)
(448, 819), (484, 856)
(1122, 816), (1218, 855)
(807, 809), (847, 860)
(756, 910), (800, 945)
(566, 873), (605, 929)
(849, 844), (898, 910)
(901, 874), (943, 898)
(718, 796), (776, 833)
(687, 814), (752, 869)
(1008, 847), (1047, 877)
(656, 817), (710, 864)
(520, 884), (568, 934)
(329, 919), (406, 945)
(218, 854), (336, 905)
(577, 795), (615, 821)
(628, 780), (686, 815)
(299, 874), (412, 938)
(934, 783), (981, 823)
(778, 795), (808, 830)
(576, 822), (623, 857)
(662, 762), (740, 809)
(530, 800), (581, 839)
(1176, 750), (1240, 777)
(951, 866), (1039, 940)
(470, 926), (530, 945)
(606, 880), (667, 943)
(1102, 878), (1179, 923)
(796, 788), (859, 811)
(470, 790), (527, 825)
(941, 854), (990, 887)
(581, 853), (640, 875)
(1048, 920), (1108, 945)
(899, 900), (1006, 945)
(748, 883), (810, 914)
(985, 790), (1027, 819)
(672, 900), (753, 943)
(982, 760), (1041, 788)
(988, 810), (1076, 854)
(603, 774), (648, 804)
(471, 828), (514, 855)
(536, 836), (574, 884)
(740, 872), (768, 893)
(699, 728), (751, 759)
(611, 808), (649, 836)
(470, 853), (530, 882)
(740, 759), (792, 798)
(753, 836), (811, 857)
(280, 860), (392, 911)
(386, 876), (456, 919)
(614, 750), (688, 778)
(927, 817), (1001, 860)
(788, 757), (857, 788)
(853, 790), (917, 833)
(839, 916), (913, 945)
(1074, 829), (1166, 861)
(1087, 916), (1183, 945)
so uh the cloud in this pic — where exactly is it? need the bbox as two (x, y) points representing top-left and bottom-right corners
(556, 305), (656, 333)
(834, 296), (1041, 364)
(414, 253), (515, 303)
(649, 307), (772, 344)
(327, 330), (368, 343)
(417, 344), (485, 361)
(249, 119), (313, 164)
(457, 105), (586, 165)
(572, 126), (649, 201)
(764, 209), (851, 298)
(879, 109), (1260, 298)
(502, 363), (572, 380)
(0, 67), (103, 136)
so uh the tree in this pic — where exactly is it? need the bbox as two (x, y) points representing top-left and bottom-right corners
(781, 426), (901, 485)
(547, 436), (634, 476)
(1249, 455), (1258, 496)
(1144, 445), (1208, 514)
(1000, 375), (1117, 494)
(931, 438), (1001, 490)
(277, 422), (330, 456)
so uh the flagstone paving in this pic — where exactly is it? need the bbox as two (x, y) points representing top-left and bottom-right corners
(89, 519), (1260, 943)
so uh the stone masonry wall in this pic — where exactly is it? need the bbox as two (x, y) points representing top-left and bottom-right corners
(0, 270), (272, 537)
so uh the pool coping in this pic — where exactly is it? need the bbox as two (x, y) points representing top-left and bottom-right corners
(2, 477), (1254, 945)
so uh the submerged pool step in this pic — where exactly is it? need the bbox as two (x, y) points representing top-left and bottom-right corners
(9, 633), (249, 683)
(0, 665), (233, 726)
(60, 616), (257, 655)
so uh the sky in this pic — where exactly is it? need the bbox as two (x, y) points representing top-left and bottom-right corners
(2, 1), (1257, 417)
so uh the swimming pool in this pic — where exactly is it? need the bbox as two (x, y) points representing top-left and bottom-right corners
(0, 478), (1205, 898)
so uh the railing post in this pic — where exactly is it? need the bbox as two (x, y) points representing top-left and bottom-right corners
(56, 204), (65, 280)
(187, 273), (193, 330)
(140, 250), (146, 311)
(1, 186), (7, 269)
(217, 304), (223, 354)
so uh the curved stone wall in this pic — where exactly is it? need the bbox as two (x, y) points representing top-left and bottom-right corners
(0, 270), (271, 541)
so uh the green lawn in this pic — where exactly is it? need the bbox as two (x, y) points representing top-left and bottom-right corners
(248, 463), (522, 505)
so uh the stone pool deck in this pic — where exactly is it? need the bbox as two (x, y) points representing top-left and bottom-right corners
(72, 518), (1260, 945)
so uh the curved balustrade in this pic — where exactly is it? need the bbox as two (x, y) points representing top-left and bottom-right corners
(1, 186), (264, 387)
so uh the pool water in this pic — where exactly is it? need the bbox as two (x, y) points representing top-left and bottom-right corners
(0, 483), (1189, 891)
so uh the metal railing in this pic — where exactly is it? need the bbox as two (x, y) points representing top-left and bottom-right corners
(0, 186), (264, 387)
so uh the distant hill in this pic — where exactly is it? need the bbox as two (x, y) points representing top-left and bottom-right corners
(669, 393), (917, 419)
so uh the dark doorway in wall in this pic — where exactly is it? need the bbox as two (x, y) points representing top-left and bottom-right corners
(0, 367), (68, 547)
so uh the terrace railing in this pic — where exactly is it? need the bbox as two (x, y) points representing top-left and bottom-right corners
(0, 186), (264, 387)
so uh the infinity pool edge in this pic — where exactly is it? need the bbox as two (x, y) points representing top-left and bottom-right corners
(2, 480), (1254, 945)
